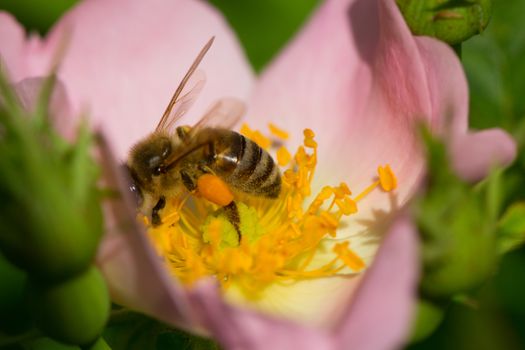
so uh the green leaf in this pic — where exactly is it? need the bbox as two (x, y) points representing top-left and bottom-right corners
(0, 0), (77, 35)
(208, 0), (318, 71)
(463, 0), (525, 130)
(496, 203), (525, 254)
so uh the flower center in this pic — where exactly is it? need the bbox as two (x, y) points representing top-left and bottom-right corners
(144, 125), (397, 299)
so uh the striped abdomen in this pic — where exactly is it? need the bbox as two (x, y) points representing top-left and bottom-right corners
(209, 130), (281, 198)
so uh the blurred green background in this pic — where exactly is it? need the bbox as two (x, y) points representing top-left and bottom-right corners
(1, 0), (524, 349)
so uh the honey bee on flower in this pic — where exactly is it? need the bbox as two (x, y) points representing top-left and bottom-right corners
(126, 38), (282, 234)
(123, 39), (400, 298)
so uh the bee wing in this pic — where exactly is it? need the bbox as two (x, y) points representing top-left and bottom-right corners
(163, 98), (246, 169)
(155, 37), (214, 132)
(161, 70), (206, 132)
(190, 97), (246, 133)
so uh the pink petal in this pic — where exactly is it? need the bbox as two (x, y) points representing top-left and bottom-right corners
(413, 37), (468, 132)
(335, 215), (419, 349)
(184, 214), (418, 350)
(188, 281), (336, 350)
(248, 0), (433, 197)
(6, 0), (255, 160)
(13, 77), (76, 139)
(0, 12), (26, 79)
(450, 129), (517, 182)
(96, 135), (203, 332)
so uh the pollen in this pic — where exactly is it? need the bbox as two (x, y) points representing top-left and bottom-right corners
(145, 124), (398, 299)
(197, 173), (234, 206)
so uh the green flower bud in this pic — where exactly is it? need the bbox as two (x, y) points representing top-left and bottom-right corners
(0, 189), (103, 281)
(30, 266), (110, 346)
(25, 337), (81, 350)
(415, 129), (499, 298)
(409, 299), (446, 343)
(0, 252), (32, 334)
(396, 0), (492, 45)
(0, 98), (103, 281)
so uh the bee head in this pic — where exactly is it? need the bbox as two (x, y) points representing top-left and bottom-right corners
(128, 134), (173, 191)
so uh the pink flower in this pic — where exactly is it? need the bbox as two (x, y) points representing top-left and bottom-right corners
(0, 0), (516, 349)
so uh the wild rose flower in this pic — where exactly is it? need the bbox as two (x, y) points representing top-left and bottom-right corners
(0, 0), (516, 349)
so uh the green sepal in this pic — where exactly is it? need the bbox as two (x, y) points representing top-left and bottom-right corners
(495, 203), (525, 254)
(415, 129), (499, 299)
(0, 70), (103, 281)
(409, 298), (447, 344)
(396, 0), (492, 45)
(30, 267), (110, 346)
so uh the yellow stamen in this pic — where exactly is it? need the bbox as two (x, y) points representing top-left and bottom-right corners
(144, 125), (398, 299)
(378, 165), (397, 191)
(333, 242), (365, 271)
(276, 146), (292, 166)
(268, 123), (289, 140)
(240, 123), (271, 149)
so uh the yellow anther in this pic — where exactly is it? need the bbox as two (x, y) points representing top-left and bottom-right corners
(240, 123), (253, 136)
(333, 242), (365, 271)
(252, 131), (272, 149)
(336, 197), (358, 215)
(378, 165), (397, 192)
(197, 174), (234, 206)
(304, 129), (315, 138)
(338, 183), (352, 195)
(277, 146), (292, 166)
(283, 169), (297, 184)
(295, 146), (308, 165)
(320, 211), (339, 229)
(268, 123), (289, 140)
(304, 137), (318, 149)
(318, 186), (334, 200)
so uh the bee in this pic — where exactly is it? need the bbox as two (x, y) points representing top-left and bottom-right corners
(126, 38), (281, 229)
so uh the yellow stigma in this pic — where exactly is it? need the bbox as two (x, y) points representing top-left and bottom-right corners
(145, 124), (397, 299)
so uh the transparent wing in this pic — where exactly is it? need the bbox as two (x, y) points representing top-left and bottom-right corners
(163, 98), (246, 169)
(161, 70), (206, 132)
(190, 97), (246, 133)
(155, 37), (214, 132)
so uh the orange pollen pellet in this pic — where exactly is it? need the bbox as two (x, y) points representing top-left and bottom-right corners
(197, 174), (234, 206)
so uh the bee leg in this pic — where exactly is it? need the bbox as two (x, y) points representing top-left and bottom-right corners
(180, 163), (212, 192)
(223, 201), (241, 243)
(151, 196), (166, 226)
(198, 163), (215, 175)
(180, 169), (198, 192)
